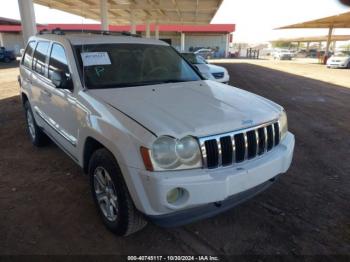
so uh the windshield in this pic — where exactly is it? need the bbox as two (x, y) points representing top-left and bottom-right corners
(182, 53), (206, 64)
(74, 44), (201, 89)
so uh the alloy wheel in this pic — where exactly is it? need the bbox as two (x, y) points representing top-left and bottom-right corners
(93, 166), (119, 222)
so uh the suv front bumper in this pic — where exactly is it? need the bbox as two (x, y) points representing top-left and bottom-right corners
(126, 132), (294, 224)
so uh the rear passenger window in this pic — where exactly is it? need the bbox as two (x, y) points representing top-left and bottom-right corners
(32, 41), (50, 76)
(49, 43), (70, 80)
(22, 41), (36, 68)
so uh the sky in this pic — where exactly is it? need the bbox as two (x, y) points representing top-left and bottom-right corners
(0, 0), (349, 43)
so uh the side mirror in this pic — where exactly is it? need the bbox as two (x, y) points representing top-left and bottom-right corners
(20, 49), (25, 56)
(51, 70), (73, 90)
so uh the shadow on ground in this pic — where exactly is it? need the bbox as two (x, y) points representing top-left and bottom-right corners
(0, 60), (19, 70)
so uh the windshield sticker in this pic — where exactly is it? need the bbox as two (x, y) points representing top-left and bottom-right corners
(95, 66), (105, 77)
(81, 52), (111, 67)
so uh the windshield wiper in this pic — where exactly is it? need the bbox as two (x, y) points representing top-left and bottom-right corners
(90, 79), (195, 89)
(159, 79), (194, 83)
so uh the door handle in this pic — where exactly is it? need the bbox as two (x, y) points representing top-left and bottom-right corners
(41, 89), (52, 97)
(24, 78), (31, 84)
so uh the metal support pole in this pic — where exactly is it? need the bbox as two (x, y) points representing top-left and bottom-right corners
(325, 26), (333, 57)
(100, 0), (109, 31)
(155, 24), (159, 39)
(225, 33), (230, 58)
(306, 42), (310, 52)
(146, 20), (151, 38)
(130, 11), (136, 34)
(180, 32), (185, 52)
(18, 0), (37, 44)
(0, 33), (4, 47)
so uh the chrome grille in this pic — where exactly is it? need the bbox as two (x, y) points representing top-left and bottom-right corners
(199, 121), (280, 169)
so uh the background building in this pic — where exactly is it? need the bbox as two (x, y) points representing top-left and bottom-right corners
(0, 18), (235, 57)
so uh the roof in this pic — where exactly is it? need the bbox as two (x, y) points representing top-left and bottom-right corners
(276, 11), (350, 29)
(31, 33), (169, 45)
(271, 35), (350, 43)
(0, 23), (235, 34)
(33, 0), (224, 25)
(0, 17), (21, 26)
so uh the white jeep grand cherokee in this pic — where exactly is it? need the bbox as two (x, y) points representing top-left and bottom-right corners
(19, 32), (295, 236)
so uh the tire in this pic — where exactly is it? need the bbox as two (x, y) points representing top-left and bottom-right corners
(24, 101), (48, 147)
(4, 57), (10, 63)
(89, 148), (147, 236)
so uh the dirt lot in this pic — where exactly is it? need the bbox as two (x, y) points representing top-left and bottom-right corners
(211, 58), (350, 89)
(0, 60), (349, 256)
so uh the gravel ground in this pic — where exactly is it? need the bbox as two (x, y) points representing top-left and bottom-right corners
(0, 60), (349, 256)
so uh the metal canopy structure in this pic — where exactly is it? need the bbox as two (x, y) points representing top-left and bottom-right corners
(275, 11), (350, 58)
(33, 0), (223, 25)
(0, 17), (22, 26)
(271, 35), (350, 43)
(17, 0), (226, 55)
(276, 11), (350, 29)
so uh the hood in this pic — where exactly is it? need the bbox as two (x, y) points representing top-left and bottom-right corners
(329, 56), (349, 61)
(207, 64), (227, 73)
(88, 81), (282, 138)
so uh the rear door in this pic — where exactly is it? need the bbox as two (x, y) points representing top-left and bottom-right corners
(19, 41), (36, 102)
(30, 41), (51, 128)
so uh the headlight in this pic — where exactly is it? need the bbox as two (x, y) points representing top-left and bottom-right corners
(175, 136), (201, 164)
(151, 136), (178, 169)
(279, 110), (288, 140)
(149, 136), (202, 171)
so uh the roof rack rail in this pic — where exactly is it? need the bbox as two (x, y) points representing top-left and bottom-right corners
(91, 30), (142, 38)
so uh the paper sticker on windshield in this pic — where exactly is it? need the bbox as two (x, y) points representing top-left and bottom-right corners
(81, 52), (111, 66)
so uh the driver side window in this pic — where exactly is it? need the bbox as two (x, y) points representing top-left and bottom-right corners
(48, 43), (70, 83)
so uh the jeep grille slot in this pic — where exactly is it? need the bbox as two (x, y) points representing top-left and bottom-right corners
(220, 136), (233, 166)
(199, 121), (280, 169)
(234, 133), (245, 162)
(266, 125), (274, 151)
(247, 130), (257, 159)
(204, 139), (219, 168)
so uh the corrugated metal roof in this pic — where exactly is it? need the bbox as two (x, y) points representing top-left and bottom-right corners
(34, 0), (224, 25)
(276, 11), (350, 29)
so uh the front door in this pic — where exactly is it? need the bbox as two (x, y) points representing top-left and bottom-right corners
(40, 43), (79, 158)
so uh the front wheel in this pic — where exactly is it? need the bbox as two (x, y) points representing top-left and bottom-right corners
(24, 101), (48, 147)
(89, 148), (147, 236)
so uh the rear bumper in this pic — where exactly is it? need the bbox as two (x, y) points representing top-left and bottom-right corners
(146, 176), (277, 227)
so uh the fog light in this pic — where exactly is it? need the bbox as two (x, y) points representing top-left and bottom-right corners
(166, 188), (184, 204)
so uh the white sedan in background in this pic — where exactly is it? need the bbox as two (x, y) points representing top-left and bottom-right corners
(326, 52), (350, 69)
(182, 52), (230, 84)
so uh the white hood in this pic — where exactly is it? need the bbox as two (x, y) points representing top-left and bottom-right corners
(329, 56), (349, 62)
(207, 64), (227, 73)
(195, 64), (226, 74)
(88, 81), (282, 138)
